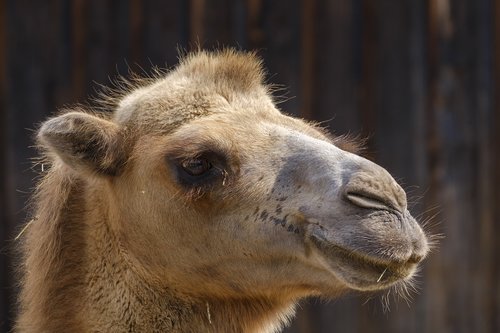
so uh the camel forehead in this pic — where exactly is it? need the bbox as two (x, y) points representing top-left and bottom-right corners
(160, 111), (334, 166)
(113, 50), (271, 133)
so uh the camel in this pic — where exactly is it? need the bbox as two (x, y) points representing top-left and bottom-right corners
(16, 49), (429, 333)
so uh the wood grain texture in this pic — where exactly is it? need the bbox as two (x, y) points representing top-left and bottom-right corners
(0, 0), (10, 331)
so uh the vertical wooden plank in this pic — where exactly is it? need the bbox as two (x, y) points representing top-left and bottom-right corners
(246, 0), (264, 47)
(247, 0), (301, 116)
(141, 0), (186, 68)
(4, 0), (59, 327)
(70, 0), (88, 102)
(84, 1), (113, 93)
(201, 0), (235, 48)
(0, 0), (10, 331)
(492, 0), (500, 331)
(110, 0), (131, 75)
(129, 0), (143, 64)
(5, 0), (51, 214)
(300, 0), (315, 120)
(72, 0), (87, 101)
(423, 0), (446, 330)
(359, 0), (377, 153)
(84, 0), (132, 94)
(424, 0), (493, 332)
(233, 0), (248, 49)
(47, 0), (73, 107)
(473, 1), (494, 332)
(446, 1), (482, 331)
(313, 0), (360, 135)
(2, 0), (81, 329)
(370, 0), (416, 179)
(190, 0), (205, 46)
(187, 0), (247, 50)
(406, 1), (429, 332)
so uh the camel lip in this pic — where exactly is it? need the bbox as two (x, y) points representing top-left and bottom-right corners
(308, 230), (419, 291)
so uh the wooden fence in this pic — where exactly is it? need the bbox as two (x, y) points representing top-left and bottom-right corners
(1, 0), (499, 332)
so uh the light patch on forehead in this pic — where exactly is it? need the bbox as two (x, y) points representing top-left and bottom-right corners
(114, 86), (150, 124)
(113, 77), (176, 125)
(264, 123), (370, 180)
(268, 124), (345, 157)
(112, 81), (233, 134)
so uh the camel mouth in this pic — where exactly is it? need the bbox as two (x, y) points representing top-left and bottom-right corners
(309, 230), (421, 291)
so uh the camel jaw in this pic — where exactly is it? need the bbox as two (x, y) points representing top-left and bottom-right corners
(305, 212), (428, 292)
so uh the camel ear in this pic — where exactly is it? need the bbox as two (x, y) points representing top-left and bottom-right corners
(38, 111), (127, 176)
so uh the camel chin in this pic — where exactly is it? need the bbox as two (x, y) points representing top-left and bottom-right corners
(306, 209), (428, 292)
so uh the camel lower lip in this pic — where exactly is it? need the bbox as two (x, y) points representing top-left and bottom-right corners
(309, 232), (416, 290)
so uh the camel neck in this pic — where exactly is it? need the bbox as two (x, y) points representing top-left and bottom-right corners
(83, 181), (294, 333)
(18, 168), (294, 332)
(86, 226), (293, 332)
(17, 170), (88, 332)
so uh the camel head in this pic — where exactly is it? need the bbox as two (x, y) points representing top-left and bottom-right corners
(38, 50), (428, 304)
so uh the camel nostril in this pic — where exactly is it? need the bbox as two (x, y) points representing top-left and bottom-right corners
(345, 191), (393, 211)
(343, 167), (407, 213)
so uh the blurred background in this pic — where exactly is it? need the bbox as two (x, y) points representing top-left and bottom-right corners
(1, 0), (499, 332)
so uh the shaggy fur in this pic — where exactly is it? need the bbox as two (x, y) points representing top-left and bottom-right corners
(17, 49), (428, 333)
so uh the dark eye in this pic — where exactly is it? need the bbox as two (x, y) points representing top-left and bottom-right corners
(181, 158), (212, 176)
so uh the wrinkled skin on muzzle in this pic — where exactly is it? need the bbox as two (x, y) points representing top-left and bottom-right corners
(180, 120), (431, 295)
(266, 127), (429, 291)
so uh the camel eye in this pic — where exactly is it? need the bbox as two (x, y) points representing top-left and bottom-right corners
(171, 151), (227, 188)
(181, 158), (212, 176)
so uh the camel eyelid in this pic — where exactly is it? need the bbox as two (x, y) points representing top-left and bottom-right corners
(181, 158), (213, 176)
(168, 150), (230, 188)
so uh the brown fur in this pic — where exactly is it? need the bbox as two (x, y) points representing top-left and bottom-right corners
(17, 49), (428, 333)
